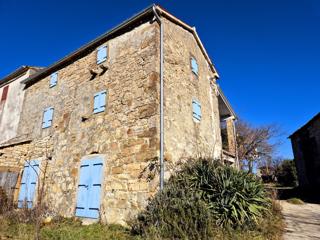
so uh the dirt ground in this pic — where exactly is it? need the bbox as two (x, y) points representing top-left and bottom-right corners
(281, 200), (320, 239)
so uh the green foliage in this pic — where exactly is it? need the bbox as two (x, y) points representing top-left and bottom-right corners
(0, 187), (9, 214)
(275, 160), (298, 187)
(0, 217), (140, 240)
(287, 198), (304, 205)
(132, 158), (272, 239)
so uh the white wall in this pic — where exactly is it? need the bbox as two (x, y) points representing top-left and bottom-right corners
(0, 70), (33, 143)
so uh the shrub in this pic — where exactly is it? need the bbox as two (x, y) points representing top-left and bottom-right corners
(287, 198), (304, 205)
(0, 187), (11, 214)
(132, 158), (272, 239)
(275, 160), (298, 187)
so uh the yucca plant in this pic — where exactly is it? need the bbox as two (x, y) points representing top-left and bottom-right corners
(132, 158), (272, 239)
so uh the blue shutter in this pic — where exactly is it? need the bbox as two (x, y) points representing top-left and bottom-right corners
(42, 107), (54, 128)
(191, 57), (199, 75)
(192, 99), (201, 121)
(76, 157), (104, 219)
(50, 73), (58, 87)
(97, 46), (107, 64)
(93, 90), (107, 114)
(18, 160), (40, 209)
(75, 160), (91, 217)
(88, 158), (103, 218)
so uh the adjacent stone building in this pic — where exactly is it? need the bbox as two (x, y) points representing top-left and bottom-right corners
(0, 66), (42, 144)
(0, 5), (237, 224)
(290, 113), (320, 188)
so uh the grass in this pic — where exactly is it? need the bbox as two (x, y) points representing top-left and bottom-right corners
(287, 198), (304, 205)
(0, 212), (284, 240)
(0, 217), (141, 240)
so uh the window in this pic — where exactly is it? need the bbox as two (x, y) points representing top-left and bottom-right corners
(93, 90), (107, 114)
(1, 85), (9, 102)
(50, 72), (58, 88)
(97, 46), (107, 64)
(192, 99), (201, 121)
(191, 57), (199, 76)
(42, 107), (54, 128)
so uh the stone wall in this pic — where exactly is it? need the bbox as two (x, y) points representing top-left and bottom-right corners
(163, 19), (222, 170)
(291, 117), (320, 187)
(6, 21), (161, 224)
(0, 69), (37, 144)
(0, 16), (226, 224)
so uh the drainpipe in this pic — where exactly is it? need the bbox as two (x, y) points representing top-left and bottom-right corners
(152, 6), (164, 190)
(232, 117), (239, 169)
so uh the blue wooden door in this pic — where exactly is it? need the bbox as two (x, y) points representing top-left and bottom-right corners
(76, 157), (104, 219)
(18, 160), (40, 208)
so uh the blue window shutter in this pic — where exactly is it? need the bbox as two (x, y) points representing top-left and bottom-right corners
(42, 108), (49, 128)
(76, 160), (91, 218)
(192, 99), (201, 121)
(191, 57), (199, 75)
(18, 163), (30, 208)
(18, 160), (40, 209)
(76, 157), (104, 219)
(93, 93), (100, 113)
(47, 107), (54, 126)
(50, 73), (58, 87)
(88, 157), (103, 218)
(97, 46), (107, 64)
(42, 107), (54, 128)
(93, 90), (107, 114)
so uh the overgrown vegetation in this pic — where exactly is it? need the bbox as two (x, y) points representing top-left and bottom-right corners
(132, 158), (283, 239)
(0, 217), (139, 240)
(287, 198), (304, 205)
(1, 158), (283, 240)
(275, 160), (298, 187)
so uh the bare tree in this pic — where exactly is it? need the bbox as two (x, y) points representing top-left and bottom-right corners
(236, 120), (282, 173)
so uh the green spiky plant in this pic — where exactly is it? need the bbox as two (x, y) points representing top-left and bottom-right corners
(132, 158), (272, 239)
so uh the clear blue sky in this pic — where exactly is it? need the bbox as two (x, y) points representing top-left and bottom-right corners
(1, 0), (319, 159)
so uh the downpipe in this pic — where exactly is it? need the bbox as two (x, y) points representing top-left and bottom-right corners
(152, 6), (164, 190)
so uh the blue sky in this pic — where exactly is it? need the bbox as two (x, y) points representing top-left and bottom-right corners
(0, 0), (319, 159)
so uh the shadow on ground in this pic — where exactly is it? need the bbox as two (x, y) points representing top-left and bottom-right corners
(277, 186), (320, 204)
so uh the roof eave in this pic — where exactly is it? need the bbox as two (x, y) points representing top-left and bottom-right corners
(22, 4), (220, 87)
(217, 85), (237, 119)
(22, 4), (155, 86)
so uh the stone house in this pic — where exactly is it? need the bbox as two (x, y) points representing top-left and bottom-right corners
(0, 66), (42, 144)
(0, 66), (42, 199)
(0, 5), (237, 224)
(290, 113), (320, 188)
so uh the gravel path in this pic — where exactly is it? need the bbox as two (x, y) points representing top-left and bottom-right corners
(281, 200), (320, 239)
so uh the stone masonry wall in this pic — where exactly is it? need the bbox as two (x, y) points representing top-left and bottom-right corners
(0, 17), (225, 224)
(10, 21), (160, 224)
(291, 118), (320, 187)
(163, 19), (222, 172)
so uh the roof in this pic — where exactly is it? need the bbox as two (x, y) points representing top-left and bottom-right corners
(22, 4), (219, 87)
(289, 112), (320, 138)
(217, 85), (237, 119)
(0, 66), (43, 88)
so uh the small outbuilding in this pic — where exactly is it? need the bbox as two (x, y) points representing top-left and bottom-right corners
(289, 113), (320, 188)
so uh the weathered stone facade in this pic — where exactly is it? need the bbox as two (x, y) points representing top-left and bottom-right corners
(290, 113), (320, 188)
(0, 5), (237, 224)
(163, 19), (222, 166)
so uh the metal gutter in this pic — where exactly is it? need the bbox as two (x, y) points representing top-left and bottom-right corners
(152, 5), (165, 190)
